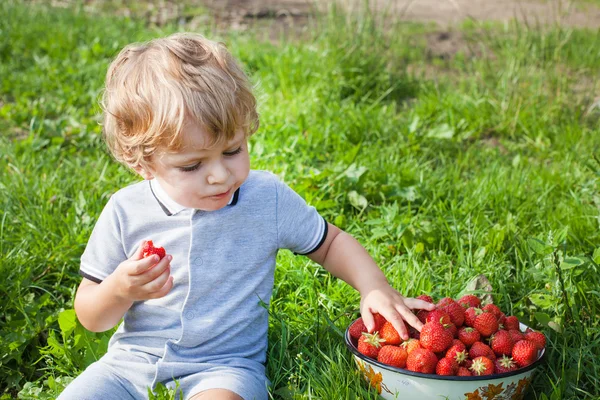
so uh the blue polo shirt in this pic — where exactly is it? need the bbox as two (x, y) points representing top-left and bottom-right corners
(79, 170), (327, 383)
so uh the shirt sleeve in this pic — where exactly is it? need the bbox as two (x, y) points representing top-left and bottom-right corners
(79, 196), (127, 283)
(275, 178), (327, 255)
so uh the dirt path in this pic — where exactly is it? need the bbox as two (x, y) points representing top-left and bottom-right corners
(201, 0), (600, 29)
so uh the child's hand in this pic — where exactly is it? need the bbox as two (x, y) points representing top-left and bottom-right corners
(108, 240), (174, 302)
(359, 282), (436, 341)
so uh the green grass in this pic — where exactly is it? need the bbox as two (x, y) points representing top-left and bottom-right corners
(1, 0), (600, 399)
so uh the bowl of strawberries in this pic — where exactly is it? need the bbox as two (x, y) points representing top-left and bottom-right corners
(345, 294), (546, 400)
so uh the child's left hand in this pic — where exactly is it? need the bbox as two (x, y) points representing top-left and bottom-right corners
(359, 282), (436, 341)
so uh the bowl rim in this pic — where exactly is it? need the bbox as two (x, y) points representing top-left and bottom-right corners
(345, 319), (545, 381)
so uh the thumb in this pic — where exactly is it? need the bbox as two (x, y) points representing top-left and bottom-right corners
(131, 240), (148, 261)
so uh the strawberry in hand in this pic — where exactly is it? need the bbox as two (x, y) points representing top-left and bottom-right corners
(142, 240), (166, 260)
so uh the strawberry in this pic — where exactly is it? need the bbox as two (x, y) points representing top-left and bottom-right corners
(508, 329), (525, 343)
(437, 297), (455, 308)
(416, 294), (434, 303)
(457, 294), (481, 309)
(358, 332), (385, 359)
(426, 309), (452, 326)
(445, 340), (468, 365)
(524, 331), (546, 350)
(457, 366), (472, 376)
(371, 313), (387, 332)
(349, 318), (368, 340)
(469, 341), (496, 361)
(504, 316), (520, 331)
(464, 307), (482, 327)
(474, 312), (499, 337)
(482, 303), (503, 319)
(379, 321), (402, 345)
(436, 357), (459, 376)
(420, 321), (454, 353)
(377, 345), (408, 368)
(406, 348), (438, 374)
(416, 309), (431, 324)
(408, 326), (421, 340)
(470, 356), (494, 376)
(512, 340), (539, 367)
(458, 327), (480, 347)
(445, 322), (458, 338)
(401, 338), (422, 355)
(495, 355), (518, 374)
(142, 240), (166, 260)
(490, 330), (514, 356)
(440, 302), (465, 327)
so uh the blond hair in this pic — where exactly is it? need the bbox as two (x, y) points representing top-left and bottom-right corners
(101, 32), (259, 170)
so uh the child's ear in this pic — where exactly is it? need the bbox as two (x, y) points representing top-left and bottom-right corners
(133, 164), (154, 180)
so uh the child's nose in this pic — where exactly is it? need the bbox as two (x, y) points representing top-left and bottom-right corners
(206, 161), (229, 184)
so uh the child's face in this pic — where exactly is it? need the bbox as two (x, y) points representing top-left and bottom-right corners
(139, 122), (250, 211)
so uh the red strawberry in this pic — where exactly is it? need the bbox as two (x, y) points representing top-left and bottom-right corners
(358, 332), (385, 359)
(457, 366), (472, 376)
(446, 340), (468, 365)
(504, 316), (520, 331)
(440, 302), (465, 327)
(508, 329), (525, 343)
(371, 313), (387, 332)
(490, 330), (514, 356)
(406, 348), (438, 374)
(469, 341), (496, 361)
(445, 323), (458, 338)
(436, 357), (459, 376)
(379, 321), (402, 345)
(457, 294), (481, 309)
(470, 356), (494, 376)
(401, 338), (422, 355)
(142, 240), (166, 260)
(426, 309), (452, 326)
(458, 327), (480, 347)
(416, 309), (431, 324)
(464, 307), (482, 327)
(482, 303), (503, 319)
(408, 326), (421, 340)
(377, 345), (408, 368)
(349, 318), (367, 340)
(417, 294), (434, 303)
(474, 312), (499, 337)
(495, 355), (518, 374)
(437, 297), (455, 307)
(420, 322), (454, 353)
(524, 331), (546, 350)
(512, 340), (539, 367)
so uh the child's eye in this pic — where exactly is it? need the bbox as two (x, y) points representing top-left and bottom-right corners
(179, 162), (201, 172)
(223, 147), (242, 156)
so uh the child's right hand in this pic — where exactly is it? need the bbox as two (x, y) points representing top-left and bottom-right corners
(108, 240), (174, 302)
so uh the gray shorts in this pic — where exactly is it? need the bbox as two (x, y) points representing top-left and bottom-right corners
(58, 350), (269, 400)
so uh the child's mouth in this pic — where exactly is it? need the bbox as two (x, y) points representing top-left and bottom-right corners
(210, 189), (231, 199)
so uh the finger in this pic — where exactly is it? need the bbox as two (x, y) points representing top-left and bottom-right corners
(138, 255), (172, 283)
(142, 264), (171, 292)
(131, 240), (148, 261)
(397, 304), (425, 332)
(404, 298), (437, 311)
(385, 311), (409, 341)
(148, 276), (174, 299)
(131, 254), (162, 275)
(361, 311), (376, 333)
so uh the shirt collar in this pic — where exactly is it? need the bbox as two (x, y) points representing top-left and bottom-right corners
(149, 179), (239, 216)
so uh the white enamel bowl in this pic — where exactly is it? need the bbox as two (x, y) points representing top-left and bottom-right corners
(345, 321), (545, 400)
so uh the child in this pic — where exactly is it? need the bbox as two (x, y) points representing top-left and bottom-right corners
(59, 32), (435, 400)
